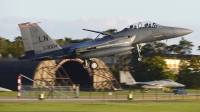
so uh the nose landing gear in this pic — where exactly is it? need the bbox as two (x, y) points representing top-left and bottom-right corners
(136, 44), (142, 61)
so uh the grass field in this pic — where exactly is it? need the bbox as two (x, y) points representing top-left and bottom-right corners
(0, 90), (200, 112)
(0, 101), (200, 112)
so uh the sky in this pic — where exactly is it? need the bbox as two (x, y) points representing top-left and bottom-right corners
(0, 0), (199, 54)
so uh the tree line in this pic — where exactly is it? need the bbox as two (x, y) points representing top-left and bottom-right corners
(0, 36), (25, 57)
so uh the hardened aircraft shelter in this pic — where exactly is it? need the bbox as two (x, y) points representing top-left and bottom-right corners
(33, 58), (122, 90)
(0, 58), (122, 91)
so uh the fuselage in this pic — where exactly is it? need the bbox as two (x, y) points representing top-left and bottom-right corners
(140, 79), (185, 89)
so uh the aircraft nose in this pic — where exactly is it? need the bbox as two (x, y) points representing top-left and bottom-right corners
(174, 27), (193, 37)
(182, 84), (185, 87)
(179, 83), (185, 87)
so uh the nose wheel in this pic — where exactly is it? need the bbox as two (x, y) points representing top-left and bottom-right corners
(136, 44), (142, 61)
(138, 56), (142, 61)
(82, 59), (98, 70)
(90, 61), (98, 69)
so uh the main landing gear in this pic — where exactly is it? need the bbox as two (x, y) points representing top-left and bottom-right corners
(136, 44), (142, 61)
(82, 59), (98, 70)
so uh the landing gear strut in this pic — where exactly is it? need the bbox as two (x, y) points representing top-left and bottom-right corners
(82, 59), (98, 70)
(82, 59), (89, 69)
(136, 44), (142, 61)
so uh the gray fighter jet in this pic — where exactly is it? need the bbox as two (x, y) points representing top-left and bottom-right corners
(17, 21), (193, 69)
(120, 71), (185, 89)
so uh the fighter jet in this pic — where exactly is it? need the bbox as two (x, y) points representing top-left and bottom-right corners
(17, 21), (193, 69)
(120, 71), (185, 89)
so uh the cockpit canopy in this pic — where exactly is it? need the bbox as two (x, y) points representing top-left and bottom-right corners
(125, 21), (162, 30)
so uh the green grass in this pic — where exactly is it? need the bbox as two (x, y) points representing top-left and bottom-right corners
(0, 102), (200, 112)
(0, 91), (17, 97)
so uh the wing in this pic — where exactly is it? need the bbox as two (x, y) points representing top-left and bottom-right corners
(64, 35), (131, 54)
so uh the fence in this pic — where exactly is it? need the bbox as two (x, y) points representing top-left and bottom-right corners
(78, 88), (200, 100)
(21, 85), (77, 99)
(20, 85), (200, 101)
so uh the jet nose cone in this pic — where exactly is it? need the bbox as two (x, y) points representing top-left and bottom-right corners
(179, 84), (185, 87)
(174, 27), (193, 37)
(181, 84), (185, 87)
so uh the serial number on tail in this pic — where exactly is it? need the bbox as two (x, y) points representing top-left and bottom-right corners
(43, 44), (58, 50)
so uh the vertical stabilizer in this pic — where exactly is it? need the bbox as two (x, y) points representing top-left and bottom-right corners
(18, 22), (35, 57)
(28, 23), (62, 54)
(119, 71), (127, 83)
(119, 71), (136, 85)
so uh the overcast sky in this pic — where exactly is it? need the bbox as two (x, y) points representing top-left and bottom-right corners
(0, 0), (199, 54)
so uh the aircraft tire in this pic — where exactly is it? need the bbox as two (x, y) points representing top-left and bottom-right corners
(138, 56), (142, 61)
(90, 61), (98, 70)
